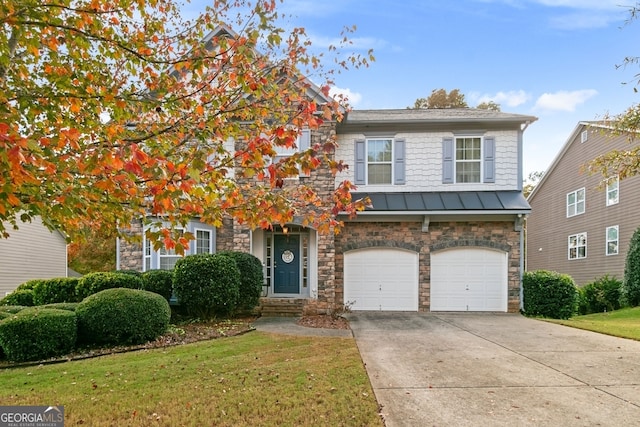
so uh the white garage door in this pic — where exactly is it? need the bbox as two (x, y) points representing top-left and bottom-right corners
(344, 248), (419, 311)
(431, 248), (507, 312)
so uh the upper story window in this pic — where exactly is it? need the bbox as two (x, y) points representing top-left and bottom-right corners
(354, 138), (406, 185)
(442, 136), (495, 184)
(195, 229), (213, 254)
(581, 130), (588, 143)
(606, 225), (619, 256)
(272, 129), (311, 177)
(455, 137), (481, 183)
(606, 176), (619, 206)
(566, 188), (585, 217)
(568, 232), (587, 260)
(367, 138), (393, 184)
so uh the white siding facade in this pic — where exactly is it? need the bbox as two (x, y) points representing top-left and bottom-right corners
(335, 130), (520, 192)
(0, 217), (68, 296)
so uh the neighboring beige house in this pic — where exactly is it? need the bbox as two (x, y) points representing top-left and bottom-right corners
(119, 107), (537, 314)
(527, 122), (640, 286)
(0, 216), (68, 296)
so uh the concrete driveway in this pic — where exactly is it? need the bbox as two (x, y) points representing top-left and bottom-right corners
(349, 312), (640, 426)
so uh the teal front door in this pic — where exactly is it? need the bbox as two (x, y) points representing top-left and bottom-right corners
(273, 234), (300, 294)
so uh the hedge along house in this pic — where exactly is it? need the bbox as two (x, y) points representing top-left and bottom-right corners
(118, 105), (537, 314)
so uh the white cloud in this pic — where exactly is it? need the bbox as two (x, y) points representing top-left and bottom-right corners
(473, 90), (531, 107)
(533, 89), (598, 112)
(330, 86), (363, 107)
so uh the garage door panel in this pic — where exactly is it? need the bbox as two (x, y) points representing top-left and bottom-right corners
(431, 248), (507, 312)
(344, 248), (418, 311)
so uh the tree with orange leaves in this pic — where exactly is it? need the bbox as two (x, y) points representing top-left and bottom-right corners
(0, 0), (373, 252)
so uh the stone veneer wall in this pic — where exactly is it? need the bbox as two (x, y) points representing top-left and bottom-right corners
(334, 220), (522, 312)
(118, 219), (144, 271)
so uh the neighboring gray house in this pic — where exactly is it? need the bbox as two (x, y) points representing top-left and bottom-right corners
(119, 108), (537, 314)
(0, 217), (68, 296)
(527, 122), (640, 286)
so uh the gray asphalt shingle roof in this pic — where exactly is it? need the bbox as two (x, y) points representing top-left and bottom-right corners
(351, 191), (530, 212)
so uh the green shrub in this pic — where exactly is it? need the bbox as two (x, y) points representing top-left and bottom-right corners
(76, 288), (170, 346)
(141, 270), (174, 301)
(219, 251), (263, 311)
(0, 308), (77, 362)
(578, 275), (623, 314)
(0, 290), (35, 307)
(76, 272), (143, 300)
(623, 227), (640, 306)
(0, 312), (10, 320)
(32, 277), (81, 305)
(0, 305), (28, 314)
(173, 253), (241, 319)
(523, 270), (577, 319)
(15, 279), (44, 291)
(41, 302), (80, 312)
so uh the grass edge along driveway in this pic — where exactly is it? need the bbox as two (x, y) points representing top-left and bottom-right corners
(0, 331), (383, 427)
(544, 306), (640, 341)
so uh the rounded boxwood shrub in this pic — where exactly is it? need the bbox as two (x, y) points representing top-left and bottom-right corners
(218, 251), (264, 311)
(76, 272), (143, 300)
(141, 270), (174, 301)
(41, 302), (80, 312)
(33, 277), (81, 305)
(0, 305), (28, 315)
(15, 279), (45, 292)
(577, 275), (623, 315)
(0, 308), (77, 362)
(173, 253), (241, 319)
(76, 288), (170, 346)
(0, 290), (34, 307)
(523, 270), (577, 319)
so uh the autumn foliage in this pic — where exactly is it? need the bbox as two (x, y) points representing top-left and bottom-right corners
(0, 0), (373, 251)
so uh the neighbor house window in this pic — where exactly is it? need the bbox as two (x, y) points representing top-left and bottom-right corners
(581, 130), (588, 143)
(568, 232), (587, 260)
(606, 176), (619, 206)
(567, 188), (585, 217)
(606, 226), (619, 256)
(367, 138), (393, 184)
(455, 137), (481, 183)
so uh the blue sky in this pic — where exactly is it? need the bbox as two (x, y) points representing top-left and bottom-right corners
(187, 0), (640, 177)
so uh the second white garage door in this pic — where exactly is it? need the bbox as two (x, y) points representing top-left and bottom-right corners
(431, 248), (508, 312)
(344, 248), (419, 311)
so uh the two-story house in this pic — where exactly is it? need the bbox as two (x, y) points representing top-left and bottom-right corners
(118, 108), (536, 313)
(527, 122), (640, 286)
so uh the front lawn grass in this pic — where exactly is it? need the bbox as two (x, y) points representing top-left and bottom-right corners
(0, 331), (382, 426)
(546, 306), (640, 341)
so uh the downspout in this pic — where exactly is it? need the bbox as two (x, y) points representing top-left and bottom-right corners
(115, 237), (121, 270)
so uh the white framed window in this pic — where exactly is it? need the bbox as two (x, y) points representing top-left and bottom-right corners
(606, 176), (619, 206)
(195, 228), (213, 254)
(568, 232), (587, 260)
(455, 137), (482, 183)
(159, 229), (185, 270)
(142, 221), (216, 271)
(581, 130), (588, 143)
(567, 188), (585, 217)
(272, 129), (311, 177)
(606, 226), (619, 256)
(367, 138), (393, 184)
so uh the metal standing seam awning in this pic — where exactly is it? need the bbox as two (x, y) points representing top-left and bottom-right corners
(349, 191), (531, 215)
